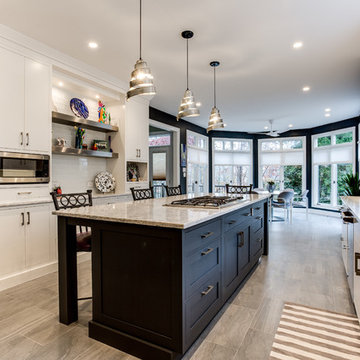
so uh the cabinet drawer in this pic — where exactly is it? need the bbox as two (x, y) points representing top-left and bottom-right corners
(184, 219), (221, 254)
(185, 238), (220, 299)
(184, 268), (221, 348)
(223, 206), (252, 232)
(251, 227), (263, 258)
(253, 203), (264, 218)
(252, 216), (264, 233)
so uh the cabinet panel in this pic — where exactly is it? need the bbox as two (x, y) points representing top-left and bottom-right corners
(25, 204), (51, 268)
(0, 47), (25, 151)
(0, 208), (26, 276)
(25, 58), (51, 153)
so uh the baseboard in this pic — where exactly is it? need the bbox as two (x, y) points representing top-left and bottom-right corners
(307, 208), (340, 218)
(0, 252), (91, 292)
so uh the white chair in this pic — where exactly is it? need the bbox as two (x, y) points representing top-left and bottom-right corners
(293, 190), (309, 218)
(271, 190), (294, 223)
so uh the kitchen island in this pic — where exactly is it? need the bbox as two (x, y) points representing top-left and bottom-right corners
(54, 193), (270, 360)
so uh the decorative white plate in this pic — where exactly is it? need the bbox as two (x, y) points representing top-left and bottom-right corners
(94, 171), (116, 193)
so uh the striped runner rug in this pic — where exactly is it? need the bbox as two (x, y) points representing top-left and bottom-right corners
(270, 302), (360, 360)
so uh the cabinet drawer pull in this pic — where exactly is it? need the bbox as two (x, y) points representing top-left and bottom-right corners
(26, 133), (29, 146)
(17, 191), (32, 195)
(256, 216), (262, 220)
(255, 207), (261, 210)
(27, 212), (30, 225)
(201, 248), (214, 256)
(237, 231), (245, 248)
(201, 285), (214, 296)
(21, 212), (25, 226)
(356, 253), (360, 276)
(227, 220), (236, 225)
(257, 238), (262, 243)
(201, 231), (214, 239)
(20, 132), (24, 146)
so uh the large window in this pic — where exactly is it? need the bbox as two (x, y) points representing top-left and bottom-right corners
(186, 131), (209, 194)
(212, 138), (253, 194)
(258, 137), (306, 194)
(312, 127), (355, 209)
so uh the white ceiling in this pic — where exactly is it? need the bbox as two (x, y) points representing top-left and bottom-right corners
(1, 0), (360, 132)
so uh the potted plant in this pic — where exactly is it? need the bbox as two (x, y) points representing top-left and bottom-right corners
(343, 173), (360, 196)
(266, 179), (276, 193)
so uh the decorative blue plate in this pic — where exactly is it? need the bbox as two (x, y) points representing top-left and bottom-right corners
(70, 98), (89, 119)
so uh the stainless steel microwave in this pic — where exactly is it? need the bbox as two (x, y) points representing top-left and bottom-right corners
(0, 152), (50, 184)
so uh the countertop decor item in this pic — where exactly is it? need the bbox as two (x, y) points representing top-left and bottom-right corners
(70, 98), (89, 119)
(94, 171), (116, 193)
(207, 61), (226, 132)
(126, 0), (156, 100)
(177, 30), (200, 121)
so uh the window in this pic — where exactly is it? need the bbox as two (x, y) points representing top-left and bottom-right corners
(149, 133), (171, 147)
(258, 137), (306, 195)
(212, 138), (253, 194)
(312, 127), (355, 209)
(186, 131), (209, 194)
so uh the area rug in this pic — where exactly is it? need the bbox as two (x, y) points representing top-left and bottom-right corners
(270, 302), (360, 360)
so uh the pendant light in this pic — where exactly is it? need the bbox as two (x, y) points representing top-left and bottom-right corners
(127, 0), (156, 100)
(207, 61), (226, 132)
(177, 30), (200, 121)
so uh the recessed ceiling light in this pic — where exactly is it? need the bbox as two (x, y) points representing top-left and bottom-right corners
(264, 126), (269, 130)
(325, 108), (331, 112)
(288, 124), (293, 128)
(88, 42), (98, 49)
(95, 95), (100, 99)
(293, 42), (303, 49)
(325, 113), (331, 117)
(58, 81), (64, 87)
(196, 102), (202, 107)
(302, 86), (310, 92)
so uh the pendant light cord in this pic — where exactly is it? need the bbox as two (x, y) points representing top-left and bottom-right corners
(186, 39), (189, 90)
(213, 66), (216, 107)
(139, 0), (142, 60)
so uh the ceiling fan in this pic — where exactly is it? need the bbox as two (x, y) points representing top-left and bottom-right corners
(249, 119), (286, 137)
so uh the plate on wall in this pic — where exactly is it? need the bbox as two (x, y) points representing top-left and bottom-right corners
(95, 171), (116, 193)
(70, 98), (89, 119)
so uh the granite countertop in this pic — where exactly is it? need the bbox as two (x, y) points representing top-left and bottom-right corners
(53, 193), (270, 229)
(341, 196), (360, 220)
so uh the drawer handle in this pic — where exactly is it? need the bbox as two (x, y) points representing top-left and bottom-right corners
(237, 231), (245, 248)
(201, 248), (214, 256)
(201, 231), (214, 239)
(201, 285), (214, 296)
(257, 238), (262, 243)
(27, 211), (30, 225)
(227, 220), (236, 225)
(256, 216), (262, 220)
(21, 212), (25, 226)
(17, 192), (32, 195)
(255, 207), (261, 210)
(356, 253), (360, 276)
(26, 133), (29, 146)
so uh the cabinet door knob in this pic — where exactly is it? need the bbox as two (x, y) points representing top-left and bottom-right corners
(21, 212), (25, 226)
(27, 212), (30, 225)
(201, 231), (214, 239)
(201, 248), (214, 256)
(201, 285), (214, 296)
(26, 133), (29, 146)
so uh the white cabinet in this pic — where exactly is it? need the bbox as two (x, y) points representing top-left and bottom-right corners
(125, 98), (149, 162)
(25, 58), (51, 153)
(0, 46), (51, 153)
(0, 47), (25, 151)
(354, 221), (360, 316)
(0, 204), (52, 278)
(0, 208), (26, 276)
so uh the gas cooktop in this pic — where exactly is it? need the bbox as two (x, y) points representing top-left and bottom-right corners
(164, 195), (244, 209)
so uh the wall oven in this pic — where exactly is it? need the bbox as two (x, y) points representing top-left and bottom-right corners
(0, 152), (50, 184)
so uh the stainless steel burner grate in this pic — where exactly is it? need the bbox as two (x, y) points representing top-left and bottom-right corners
(165, 195), (243, 209)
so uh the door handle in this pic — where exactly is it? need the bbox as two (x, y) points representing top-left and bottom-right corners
(139, 149), (141, 158)
(201, 248), (214, 256)
(21, 212), (25, 226)
(201, 231), (214, 239)
(26, 133), (29, 146)
(355, 253), (360, 276)
(237, 231), (245, 248)
(27, 212), (30, 225)
(20, 132), (24, 146)
(201, 285), (214, 296)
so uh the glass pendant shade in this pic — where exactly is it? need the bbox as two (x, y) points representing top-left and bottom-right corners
(207, 106), (225, 132)
(177, 89), (200, 120)
(127, 59), (156, 100)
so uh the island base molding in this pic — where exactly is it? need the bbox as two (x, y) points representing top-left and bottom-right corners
(89, 321), (182, 360)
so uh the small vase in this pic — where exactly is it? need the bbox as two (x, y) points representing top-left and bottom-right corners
(267, 184), (275, 193)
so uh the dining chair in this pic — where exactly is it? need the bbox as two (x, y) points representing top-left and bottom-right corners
(50, 190), (93, 252)
(163, 185), (182, 197)
(271, 190), (294, 223)
(293, 189), (309, 218)
(130, 187), (154, 201)
(225, 184), (253, 195)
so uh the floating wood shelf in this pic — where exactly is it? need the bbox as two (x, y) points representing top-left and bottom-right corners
(52, 111), (119, 133)
(52, 146), (118, 159)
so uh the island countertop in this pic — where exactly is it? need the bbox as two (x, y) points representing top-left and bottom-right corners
(341, 196), (360, 220)
(53, 193), (270, 229)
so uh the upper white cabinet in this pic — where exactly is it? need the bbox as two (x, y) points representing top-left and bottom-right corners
(125, 98), (149, 162)
(25, 58), (51, 153)
(0, 47), (25, 151)
(0, 46), (50, 154)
